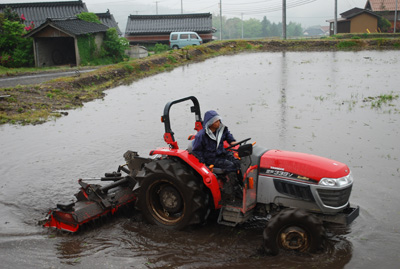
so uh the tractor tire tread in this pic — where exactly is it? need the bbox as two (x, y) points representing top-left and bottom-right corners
(263, 208), (325, 255)
(137, 158), (209, 229)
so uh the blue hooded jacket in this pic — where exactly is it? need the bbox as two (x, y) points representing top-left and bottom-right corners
(192, 110), (236, 165)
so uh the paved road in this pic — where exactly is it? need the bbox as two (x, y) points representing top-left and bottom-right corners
(0, 69), (96, 88)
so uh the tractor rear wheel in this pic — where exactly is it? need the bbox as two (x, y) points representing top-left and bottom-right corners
(263, 208), (325, 255)
(137, 158), (209, 230)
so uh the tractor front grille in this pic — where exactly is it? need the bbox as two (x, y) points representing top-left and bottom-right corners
(273, 179), (315, 202)
(317, 186), (352, 207)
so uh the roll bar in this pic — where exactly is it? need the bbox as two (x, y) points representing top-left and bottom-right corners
(161, 96), (203, 149)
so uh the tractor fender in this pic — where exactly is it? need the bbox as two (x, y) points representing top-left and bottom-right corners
(149, 148), (222, 209)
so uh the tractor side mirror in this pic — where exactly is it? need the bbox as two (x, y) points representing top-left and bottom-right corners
(238, 143), (252, 157)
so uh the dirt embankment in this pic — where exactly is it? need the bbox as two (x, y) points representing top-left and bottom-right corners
(1, 38), (399, 125)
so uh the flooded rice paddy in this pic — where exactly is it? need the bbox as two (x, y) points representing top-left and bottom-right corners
(0, 51), (399, 268)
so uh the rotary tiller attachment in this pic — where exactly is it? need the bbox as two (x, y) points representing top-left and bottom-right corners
(43, 165), (137, 232)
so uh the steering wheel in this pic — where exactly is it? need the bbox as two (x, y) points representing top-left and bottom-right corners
(226, 137), (251, 150)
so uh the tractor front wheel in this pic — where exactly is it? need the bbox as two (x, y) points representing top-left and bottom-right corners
(263, 208), (325, 255)
(137, 159), (209, 230)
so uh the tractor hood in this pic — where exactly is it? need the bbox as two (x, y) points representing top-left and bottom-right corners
(259, 150), (350, 183)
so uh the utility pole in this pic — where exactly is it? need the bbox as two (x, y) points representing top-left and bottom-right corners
(395, 0), (398, 33)
(156, 1), (159, 15)
(334, 0), (337, 35)
(181, 0), (183, 14)
(220, 0), (222, 40)
(282, 0), (286, 40)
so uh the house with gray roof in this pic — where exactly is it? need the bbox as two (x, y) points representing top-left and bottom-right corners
(303, 25), (328, 36)
(125, 13), (215, 44)
(25, 18), (109, 67)
(0, 0), (88, 27)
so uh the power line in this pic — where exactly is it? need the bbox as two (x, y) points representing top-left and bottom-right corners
(225, 0), (314, 12)
(194, 3), (218, 12)
(182, 0), (317, 15)
(223, 0), (317, 16)
(224, 0), (278, 6)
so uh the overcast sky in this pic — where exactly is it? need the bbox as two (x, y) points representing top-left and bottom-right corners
(6, 0), (369, 29)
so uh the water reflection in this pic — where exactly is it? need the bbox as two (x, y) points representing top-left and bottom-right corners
(330, 51), (338, 91)
(0, 51), (399, 268)
(52, 217), (354, 268)
(279, 51), (288, 148)
(56, 239), (85, 265)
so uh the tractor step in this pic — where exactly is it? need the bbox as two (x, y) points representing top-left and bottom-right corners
(217, 206), (253, 227)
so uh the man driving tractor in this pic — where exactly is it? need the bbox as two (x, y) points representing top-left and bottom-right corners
(192, 110), (242, 202)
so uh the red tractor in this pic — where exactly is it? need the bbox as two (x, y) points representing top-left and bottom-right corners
(44, 96), (359, 255)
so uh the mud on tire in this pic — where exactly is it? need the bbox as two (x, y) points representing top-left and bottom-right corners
(137, 158), (209, 230)
(263, 208), (325, 255)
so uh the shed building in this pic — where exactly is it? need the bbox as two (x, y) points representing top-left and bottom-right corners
(327, 7), (379, 35)
(25, 18), (109, 67)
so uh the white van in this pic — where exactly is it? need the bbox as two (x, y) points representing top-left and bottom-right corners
(169, 32), (203, 49)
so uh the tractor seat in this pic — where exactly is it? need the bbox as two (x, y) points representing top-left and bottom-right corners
(211, 167), (226, 175)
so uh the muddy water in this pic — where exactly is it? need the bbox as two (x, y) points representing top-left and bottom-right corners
(1, 51), (399, 268)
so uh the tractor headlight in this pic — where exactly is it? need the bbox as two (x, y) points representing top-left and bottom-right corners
(319, 173), (353, 187)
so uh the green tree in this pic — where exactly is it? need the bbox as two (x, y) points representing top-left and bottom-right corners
(212, 14), (226, 39)
(76, 12), (128, 64)
(261, 16), (271, 37)
(76, 12), (101, 24)
(212, 14), (303, 40)
(153, 43), (169, 54)
(101, 28), (129, 63)
(0, 8), (33, 67)
(225, 17), (242, 39)
(77, 34), (97, 65)
(2, 6), (20, 22)
(287, 22), (303, 37)
(270, 22), (281, 37)
(378, 16), (391, 32)
(244, 18), (262, 38)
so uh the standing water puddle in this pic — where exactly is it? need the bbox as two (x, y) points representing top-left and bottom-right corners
(0, 51), (399, 268)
